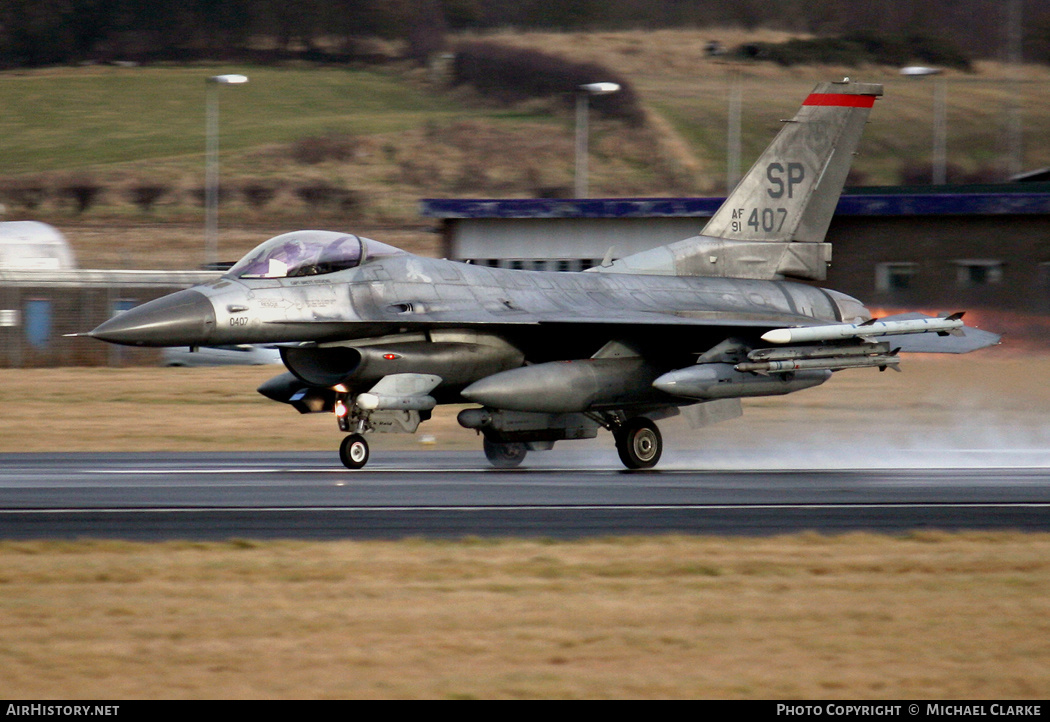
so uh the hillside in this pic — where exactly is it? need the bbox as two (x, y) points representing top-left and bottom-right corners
(2, 29), (1050, 269)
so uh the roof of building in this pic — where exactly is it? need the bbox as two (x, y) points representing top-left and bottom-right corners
(421, 184), (1050, 220)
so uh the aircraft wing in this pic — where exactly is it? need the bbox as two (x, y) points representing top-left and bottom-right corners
(268, 305), (830, 338)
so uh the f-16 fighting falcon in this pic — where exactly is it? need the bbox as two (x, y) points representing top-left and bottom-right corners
(86, 80), (999, 470)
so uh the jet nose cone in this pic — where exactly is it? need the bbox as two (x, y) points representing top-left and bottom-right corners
(90, 289), (216, 346)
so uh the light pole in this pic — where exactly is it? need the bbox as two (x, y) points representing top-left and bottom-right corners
(1005, 0), (1024, 178)
(726, 69), (742, 191)
(574, 82), (620, 198)
(901, 67), (946, 185)
(205, 73), (248, 268)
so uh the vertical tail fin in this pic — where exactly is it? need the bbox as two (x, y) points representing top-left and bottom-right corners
(596, 80), (882, 281)
(702, 79), (882, 243)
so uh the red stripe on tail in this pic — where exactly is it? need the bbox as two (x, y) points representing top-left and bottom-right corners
(803, 93), (877, 108)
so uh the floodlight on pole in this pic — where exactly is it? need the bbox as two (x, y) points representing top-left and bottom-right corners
(204, 74), (248, 268)
(574, 82), (620, 198)
(900, 67), (946, 185)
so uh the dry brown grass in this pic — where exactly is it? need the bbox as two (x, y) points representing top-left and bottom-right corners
(0, 533), (1047, 698)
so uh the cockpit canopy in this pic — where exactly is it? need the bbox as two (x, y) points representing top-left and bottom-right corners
(226, 231), (403, 280)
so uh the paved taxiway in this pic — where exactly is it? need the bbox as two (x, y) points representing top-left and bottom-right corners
(1, 450), (1049, 540)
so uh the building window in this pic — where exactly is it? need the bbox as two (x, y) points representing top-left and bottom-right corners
(953, 260), (1003, 287)
(875, 262), (918, 292)
(24, 299), (51, 348)
(113, 299), (137, 316)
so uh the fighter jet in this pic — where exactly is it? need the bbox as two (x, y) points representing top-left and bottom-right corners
(87, 80), (998, 470)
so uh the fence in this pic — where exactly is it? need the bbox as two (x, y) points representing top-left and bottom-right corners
(0, 270), (220, 367)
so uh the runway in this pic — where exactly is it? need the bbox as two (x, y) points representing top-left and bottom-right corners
(1, 449), (1049, 540)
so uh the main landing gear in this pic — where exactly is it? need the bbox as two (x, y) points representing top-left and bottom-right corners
(613, 417), (663, 470)
(475, 414), (664, 471)
(483, 437), (528, 468)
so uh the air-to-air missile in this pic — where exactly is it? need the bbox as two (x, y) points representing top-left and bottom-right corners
(760, 313), (965, 345)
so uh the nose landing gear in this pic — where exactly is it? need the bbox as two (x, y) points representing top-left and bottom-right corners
(335, 390), (372, 470)
(339, 433), (370, 470)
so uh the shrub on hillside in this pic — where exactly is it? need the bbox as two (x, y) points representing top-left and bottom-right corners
(738, 37), (868, 66)
(242, 183), (278, 209)
(127, 184), (169, 213)
(59, 179), (104, 214)
(845, 32), (973, 71)
(736, 33), (972, 71)
(0, 181), (48, 210)
(452, 41), (645, 127)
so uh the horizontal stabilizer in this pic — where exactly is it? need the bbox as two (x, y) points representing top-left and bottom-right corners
(874, 313), (1001, 354)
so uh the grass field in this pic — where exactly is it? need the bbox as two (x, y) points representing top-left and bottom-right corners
(0, 65), (471, 172)
(1, 533), (1048, 699)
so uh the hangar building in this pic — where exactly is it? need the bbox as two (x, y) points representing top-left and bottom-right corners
(422, 184), (1050, 316)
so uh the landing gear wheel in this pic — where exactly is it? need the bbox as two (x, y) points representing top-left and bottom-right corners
(339, 433), (370, 470)
(483, 438), (527, 468)
(615, 418), (662, 470)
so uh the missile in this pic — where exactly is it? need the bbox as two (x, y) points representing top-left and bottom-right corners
(735, 355), (900, 374)
(652, 363), (830, 400)
(761, 313), (964, 345)
(747, 342), (890, 362)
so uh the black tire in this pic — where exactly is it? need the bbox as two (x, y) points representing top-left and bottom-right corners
(615, 417), (662, 470)
(339, 433), (370, 470)
(483, 438), (527, 468)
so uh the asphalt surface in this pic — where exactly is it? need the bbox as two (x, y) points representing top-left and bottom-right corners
(1, 449), (1048, 540)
